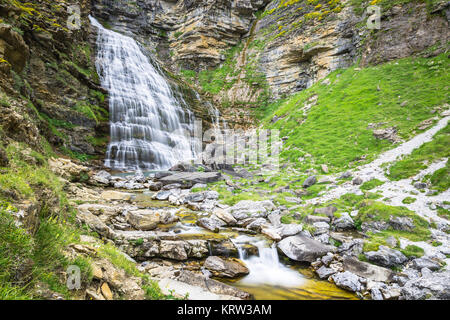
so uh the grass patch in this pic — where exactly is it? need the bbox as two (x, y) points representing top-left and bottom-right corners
(361, 179), (385, 191)
(387, 125), (449, 181)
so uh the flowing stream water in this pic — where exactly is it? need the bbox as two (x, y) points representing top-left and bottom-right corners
(90, 16), (197, 171)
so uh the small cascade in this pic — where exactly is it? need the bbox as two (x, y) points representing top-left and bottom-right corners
(232, 236), (304, 287)
(90, 16), (196, 171)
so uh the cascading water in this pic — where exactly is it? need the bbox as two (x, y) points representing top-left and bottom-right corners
(232, 236), (304, 287)
(90, 16), (196, 171)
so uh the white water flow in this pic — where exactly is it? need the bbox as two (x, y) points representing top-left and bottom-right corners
(232, 236), (304, 287)
(90, 17), (196, 171)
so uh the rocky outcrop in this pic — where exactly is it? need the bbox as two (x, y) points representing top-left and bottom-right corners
(0, 0), (109, 157)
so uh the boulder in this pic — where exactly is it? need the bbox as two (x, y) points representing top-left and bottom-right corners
(148, 181), (163, 191)
(333, 212), (355, 231)
(352, 177), (363, 185)
(364, 246), (408, 268)
(389, 216), (415, 231)
(304, 215), (331, 224)
(278, 234), (335, 263)
(331, 271), (363, 292)
(92, 171), (111, 185)
(101, 190), (133, 201)
(197, 217), (226, 233)
(339, 171), (352, 180)
(410, 257), (441, 271)
(303, 176), (317, 188)
(313, 222), (330, 236)
(212, 208), (237, 226)
(204, 256), (249, 278)
(401, 270), (450, 300)
(343, 256), (394, 282)
(246, 218), (267, 231)
(316, 266), (336, 280)
(228, 200), (275, 220)
(126, 210), (162, 231)
(158, 172), (222, 187)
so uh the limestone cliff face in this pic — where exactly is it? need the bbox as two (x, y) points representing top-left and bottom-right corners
(0, 0), (108, 157)
(93, 0), (449, 127)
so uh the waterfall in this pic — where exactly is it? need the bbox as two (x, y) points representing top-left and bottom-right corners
(90, 16), (196, 171)
(232, 236), (304, 287)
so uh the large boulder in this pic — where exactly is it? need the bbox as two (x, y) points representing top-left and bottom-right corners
(91, 170), (111, 185)
(401, 270), (450, 300)
(277, 234), (335, 263)
(126, 209), (178, 231)
(302, 176), (317, 188)
(343, 256), (394, 282)
(204, 256), (249, 278)
(331, 271), (364, 293)
(364, 246), (408, 268)
(333, 212), (355, 231)
(228, 200), (276, 220)
(410, 257), (442, 271)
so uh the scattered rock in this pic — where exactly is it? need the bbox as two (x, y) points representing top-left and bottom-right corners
(101, 282), (113, 300)
(204, 256), (249, 278)
(303, 176), (317, 188)
(313, 206), (337, 218)
(410, 257), (441, 271)
(333, 212), (355, 231)
(401, 270), (450, 300)
(343, 256), (394, 283)
(331, 271), (363, 292)
(373, 127), (400, 143)
(92, 171), (111, 185)
(316, 266), (336, 279)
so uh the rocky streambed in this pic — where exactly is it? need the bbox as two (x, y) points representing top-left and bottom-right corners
(62, 167), (358, 300)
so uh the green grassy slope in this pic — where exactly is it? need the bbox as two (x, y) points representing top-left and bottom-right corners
(263, 53), (449, 172)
